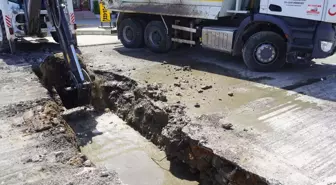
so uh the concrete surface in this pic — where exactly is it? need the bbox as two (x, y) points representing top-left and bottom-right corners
(0, 54), (49, 107)
(75, 17), (116, 35)
(67, 112), (198, 185)
(76, 19), (101, 28)
(74, 11), (97, 20)
(76, 27), (116, 36)
(78, 35), (336, 185)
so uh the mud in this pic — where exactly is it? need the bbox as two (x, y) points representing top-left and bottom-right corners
(35, 53), (97, 109)
(89, 70), (269, 185)
(37, 53), (82, 91)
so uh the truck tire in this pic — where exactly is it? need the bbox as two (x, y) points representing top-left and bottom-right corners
(118, 18), (144, 48)
(144, 21), (172, 53)
(51, 32), (59, 43)
(242, 31), (286, 72)
(0, 11), (10, 52)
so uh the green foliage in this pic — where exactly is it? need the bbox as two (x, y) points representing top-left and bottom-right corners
(93, 1), (100, 15)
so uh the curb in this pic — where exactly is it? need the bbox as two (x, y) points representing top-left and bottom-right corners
(76, 28), (117, 36)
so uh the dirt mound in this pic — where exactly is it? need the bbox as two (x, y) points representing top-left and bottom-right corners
(23, 101), (77, 146)
(35, 53), (98, 109)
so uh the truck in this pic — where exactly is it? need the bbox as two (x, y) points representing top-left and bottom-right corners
(105, 0), (336, 72)
(0, 0), (77, 53)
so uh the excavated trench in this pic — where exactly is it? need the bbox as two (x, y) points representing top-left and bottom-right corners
(35, 54), (270, 185)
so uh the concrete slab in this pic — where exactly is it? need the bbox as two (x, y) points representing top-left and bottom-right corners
(79, 39), (336, 185)
(0, 54), (49, 108)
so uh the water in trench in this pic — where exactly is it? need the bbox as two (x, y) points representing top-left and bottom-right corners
(65, 109), (198, 185)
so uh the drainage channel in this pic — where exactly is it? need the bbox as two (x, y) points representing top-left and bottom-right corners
(64, 109), (199, 185)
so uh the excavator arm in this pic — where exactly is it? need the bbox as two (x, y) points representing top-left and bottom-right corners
(25, 0), (92, 108)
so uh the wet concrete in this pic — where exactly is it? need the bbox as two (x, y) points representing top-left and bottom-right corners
(66, 110), (198, 185)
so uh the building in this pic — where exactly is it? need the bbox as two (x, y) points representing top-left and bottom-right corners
(73, 0), (94, 12)
(73, 0), (98, 20)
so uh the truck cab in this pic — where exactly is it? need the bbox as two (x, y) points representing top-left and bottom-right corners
(106, 0), (336, 72)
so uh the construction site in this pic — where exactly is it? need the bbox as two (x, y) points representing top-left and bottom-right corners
(1, 0), (336, 185)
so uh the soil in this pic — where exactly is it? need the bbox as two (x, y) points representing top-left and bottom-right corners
(87, 70), (268, 185)
(0, 99), (123, 185)
(28, 48), (271, 185)
(36, 53), (96, 109)
(32, 52), (268, 184)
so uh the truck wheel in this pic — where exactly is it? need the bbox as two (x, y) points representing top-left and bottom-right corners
(0, 12), (10, 52)
(51, 32), (59, 43)
(144, 21), (172, 53)
(118, 18), (144, 48)
(243, 31), (286, 72)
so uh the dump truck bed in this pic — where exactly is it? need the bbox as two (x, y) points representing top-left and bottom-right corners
(107, 0), (230, 20)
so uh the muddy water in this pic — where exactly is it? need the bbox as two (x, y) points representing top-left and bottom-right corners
(69, 112), (198, 185)
(130, 63), (318, 133)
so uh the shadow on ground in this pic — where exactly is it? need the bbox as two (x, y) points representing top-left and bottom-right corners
(114, 45), (336, 102)
(63, 108), (103, 147)
(0, 39), (82, 67)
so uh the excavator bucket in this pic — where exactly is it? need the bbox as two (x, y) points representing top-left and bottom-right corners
(40, 53), (92, 109)
(56, 70), (92, 109)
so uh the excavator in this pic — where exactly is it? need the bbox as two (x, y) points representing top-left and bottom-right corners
(1, 0), (92, 109)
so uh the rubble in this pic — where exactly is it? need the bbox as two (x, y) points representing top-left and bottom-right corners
(183, 66), (192, 71)
(174, 83), (181, 87)
(222, 123), (233, 130)
(201, 85), (213, 90)
(83, 160), (93, 167)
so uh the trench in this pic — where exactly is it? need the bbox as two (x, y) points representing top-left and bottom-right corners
(64, 109), (198, 185)
(34, 54), (270, 185)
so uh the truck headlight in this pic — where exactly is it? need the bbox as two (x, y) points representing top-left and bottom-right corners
(321, 41), (333, 52)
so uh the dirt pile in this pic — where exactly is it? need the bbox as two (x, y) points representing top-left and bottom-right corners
(23, 101), (77, 145)
(36, 53), (86, 91)
(34, 53), (97, 109)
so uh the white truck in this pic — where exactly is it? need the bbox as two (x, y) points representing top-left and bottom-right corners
(106, 0), (336, 72)
(0, 0), (77, 53)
